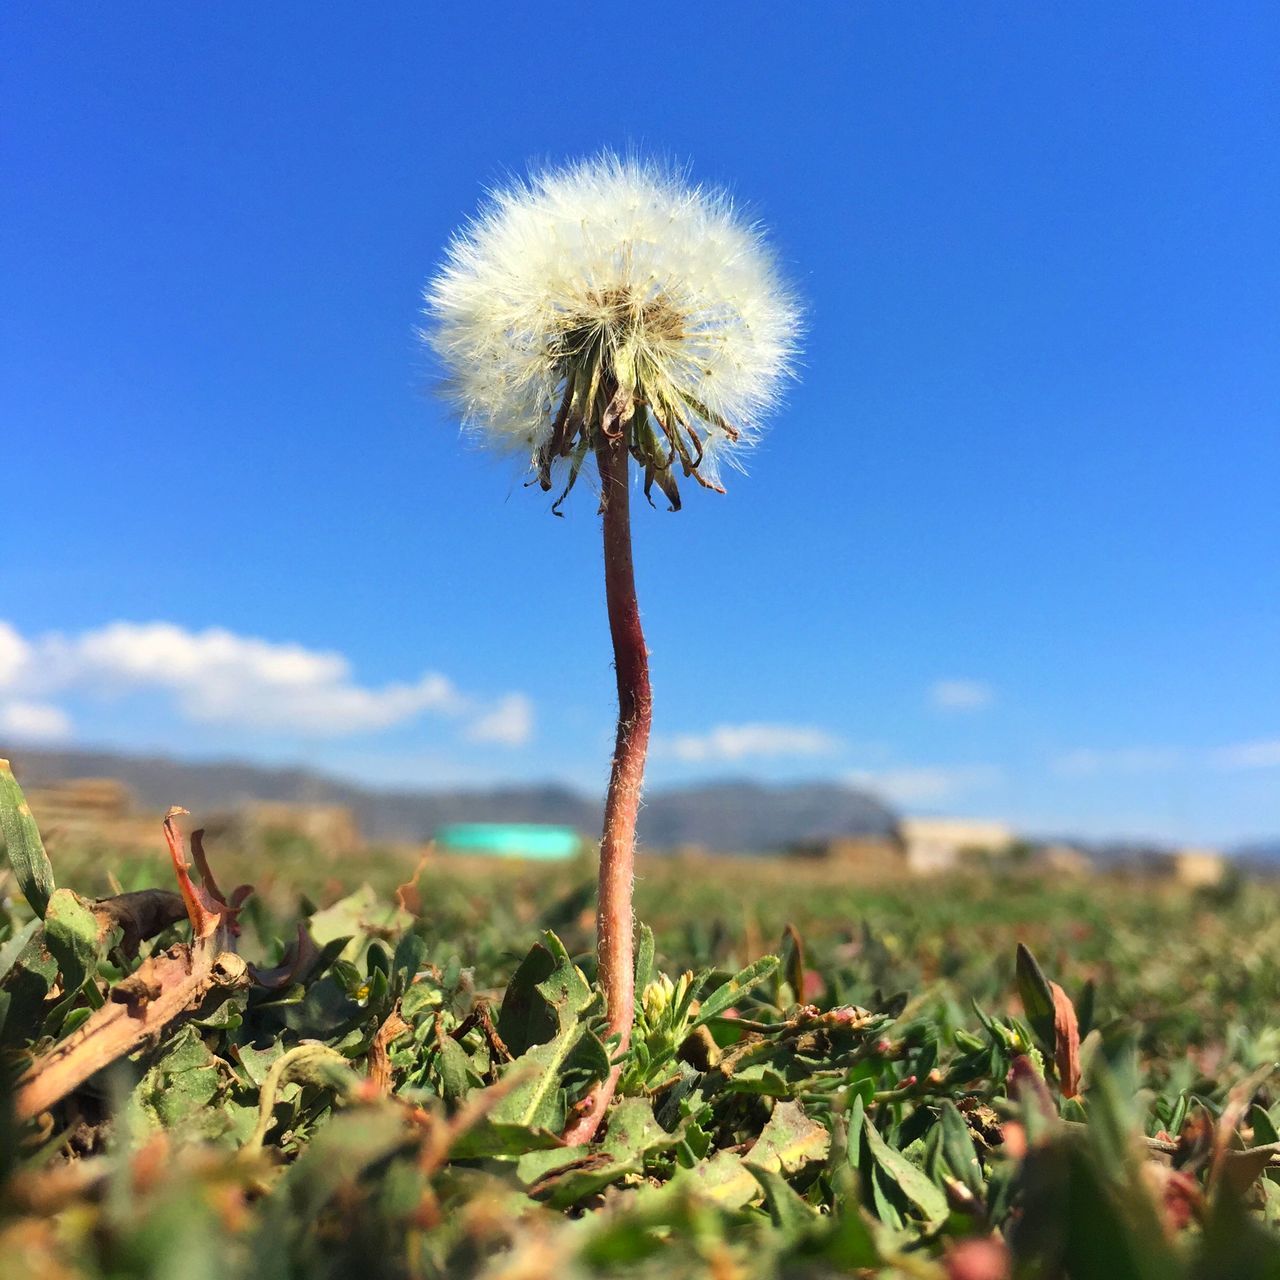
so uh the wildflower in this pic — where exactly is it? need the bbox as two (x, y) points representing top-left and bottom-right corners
(424, 155), (798, 1142)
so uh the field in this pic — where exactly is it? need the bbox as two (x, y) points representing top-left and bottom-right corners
(3, 774), (1279, 1278)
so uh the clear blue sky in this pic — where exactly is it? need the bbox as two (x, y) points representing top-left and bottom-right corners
(3, 3), (1277, 844)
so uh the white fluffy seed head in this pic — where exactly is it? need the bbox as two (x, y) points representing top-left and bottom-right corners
(424, 154), (800, 507)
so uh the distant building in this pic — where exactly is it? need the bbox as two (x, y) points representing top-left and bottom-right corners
(241, 801), (364, 857)
(24, 777), (157, 852)
(787, 835), (903, 876)
(789, 818), (1016, 876)
(434, 823), (582, 861)
(27, 777), (134, 828)
(897, 817), (1015, 875)
(1171, 846), (1227, 887)
(1036, 842), (1094, 877)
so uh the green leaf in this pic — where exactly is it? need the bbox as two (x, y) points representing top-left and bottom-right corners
(434, 1033), (474, 1103)
(447, 1119), (566, 1160)
(634, 922), (655, 996)
(489, 1020), (607, 1133)
(127, 1026), (225, 1135)
(235, 1039), (287, 1087)
(516, 1142), (591, 1185)
(535, 930), (594, 1030)
(44, 888), (102, 993)
(1056, 1141), (1174, 1280)
(750, 1164), (818, 1234)
(670, 1101), (829, 1209)
(0, 928), (58, 1046)
(1015, 942), (1057, 1054)
(256, 1107), (410, 1237)
(690, 955), (779, 1028)
(0, 759), (55, 918)
(749, 1101), (831, 1174)
(244, 1043), (356, 1154)
(0, 918), (41, 984)
(670, 1149), (759, 1207)
(392, 930), (426, 991)
(821, 1206), (882, 1269)
(870, 1164), (905, 1229)
(862, 1115), (949, 1230)
(844, 1092), (867, 1173)
(780, 923), (805, 1008)
(1250, 1103), (1279, 1147)
(497, 938), (559, 1055)
(518, 1098), (673, 1207)
(306, 884), (413, 962)
(938, 1099), (985, 1197)
(454, 943), (605, 1156)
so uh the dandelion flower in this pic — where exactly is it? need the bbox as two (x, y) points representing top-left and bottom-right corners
(423, 155), (799, 1143)
(426, 154), (799, 509)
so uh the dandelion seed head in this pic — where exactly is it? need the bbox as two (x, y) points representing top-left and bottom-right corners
(425, 154), (800, 506)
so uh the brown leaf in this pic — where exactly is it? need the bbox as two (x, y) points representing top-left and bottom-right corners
(1049, 980), (1081, 1097)
(395, 854), (429, 917)
(91, 888), (187, 958)
(250, 922), (321, 990)
(163, 809), (230, 940)
(368, 1006), (411, 1096)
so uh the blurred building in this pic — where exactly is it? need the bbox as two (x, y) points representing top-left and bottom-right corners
(787, 835), (903, 875)
(1171, 846), (1227, 887)
(790, 818), (1015, 876)
(24, 777), (158, 851)
(897, 817), (1015, 874)
(27, 777), (133, 827)
(1036, 842), (1094, 877)
(238, 801), (364, 857)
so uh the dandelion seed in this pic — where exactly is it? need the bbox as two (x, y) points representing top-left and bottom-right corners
(426, 154), (799, 509)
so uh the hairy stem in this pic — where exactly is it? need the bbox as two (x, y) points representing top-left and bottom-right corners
(563, 432), (653, 1143)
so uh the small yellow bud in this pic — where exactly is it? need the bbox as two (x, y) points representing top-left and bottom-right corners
(642, 973), (676, 1025)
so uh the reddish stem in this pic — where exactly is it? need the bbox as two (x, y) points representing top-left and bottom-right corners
(563, 432), (653, 1144)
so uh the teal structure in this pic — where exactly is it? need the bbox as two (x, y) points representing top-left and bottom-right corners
(434, 823), (582, 861)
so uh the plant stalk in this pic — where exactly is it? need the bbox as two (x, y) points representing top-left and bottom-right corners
(563, 430), (653, 1143)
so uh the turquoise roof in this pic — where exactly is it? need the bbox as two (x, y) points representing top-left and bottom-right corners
(434, 823), (582, 860)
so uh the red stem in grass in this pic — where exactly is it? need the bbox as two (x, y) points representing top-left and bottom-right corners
(563, 432), (653, 1144)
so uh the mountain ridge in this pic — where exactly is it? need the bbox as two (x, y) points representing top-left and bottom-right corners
(3, 745), (897, 852)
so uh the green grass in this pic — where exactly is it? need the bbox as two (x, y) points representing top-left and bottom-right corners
(2, 795), (1279, 1278)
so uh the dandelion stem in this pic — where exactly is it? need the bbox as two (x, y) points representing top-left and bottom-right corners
(563, 430), (652, 1143)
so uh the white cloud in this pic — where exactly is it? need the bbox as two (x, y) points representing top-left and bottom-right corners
(0, 623), (30, 688)
(1052, 746), (1183, 777)
(847, 764), (1003, 805)
(660, 723), (842, 764)
(1212, 739), (1280, 771)
(466, 693), (535, 747)
(0, 619), (531, 745)
(929, 679), (994, 712)
(0, 700), (73, 742)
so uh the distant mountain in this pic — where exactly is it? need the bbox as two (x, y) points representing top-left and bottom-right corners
(634, 779), (896, 849)
(3, 747), (896, 853)
(1234, 841), (1280, 869)
(1032, 834), (1279, 867)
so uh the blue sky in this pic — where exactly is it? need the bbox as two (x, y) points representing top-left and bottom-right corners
(3, 3), (1277, 843)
